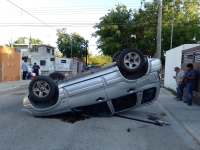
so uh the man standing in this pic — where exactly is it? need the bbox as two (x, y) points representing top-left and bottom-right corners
(32, 63), (40, 76)
(181, 63), (197, 106)
(173, 67), (185, 101)
(22, 59), (29, 80)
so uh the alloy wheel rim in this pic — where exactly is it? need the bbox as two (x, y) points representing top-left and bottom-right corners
(123, 52), (141, 69)
(33, 80), (50, 98)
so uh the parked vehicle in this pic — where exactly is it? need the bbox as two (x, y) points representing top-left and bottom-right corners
(23, 48), (161, 117)
(88, 65), (100, 70)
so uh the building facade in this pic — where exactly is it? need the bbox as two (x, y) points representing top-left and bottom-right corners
(15, 44), (55, 74)
(15, 44), (83, 75)
(181, 45), (200, 105)
(164, 44), (200, 105)
(0, 46), (20, 81)
(164, 44), (199, 91)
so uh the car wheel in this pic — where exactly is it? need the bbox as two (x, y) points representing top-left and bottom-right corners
(49, 72), (65, 82)
(118, 48), (144, 73)
(29, 76), (57, 102)
(112, 51), (121, 62)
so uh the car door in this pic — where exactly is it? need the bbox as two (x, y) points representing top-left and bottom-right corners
(102, 70), (139, 113)
(102, 71), (138, 99)
(64, 77), (112, 117)
(65, 77), (106, 106)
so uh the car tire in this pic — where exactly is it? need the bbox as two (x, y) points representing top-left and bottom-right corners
(118, 48), (144, 73)
(112, 51), (122, 62)
(29, 76), (57, 102)
(49, 72), (65, 82)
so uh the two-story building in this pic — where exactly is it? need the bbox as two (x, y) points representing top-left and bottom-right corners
(15, 44), (83, 75)
(15, 44), (56, 74)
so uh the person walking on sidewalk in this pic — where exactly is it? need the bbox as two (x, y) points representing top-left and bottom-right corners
(173, 67), (185, 101)
(32, 63), (40, 76)
(181, 63), (197, 106)
(22, 59), (29, 80)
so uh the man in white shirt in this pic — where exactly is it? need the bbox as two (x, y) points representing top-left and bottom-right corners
(173, 67), (185, 101)
(22, 59), (29, 80)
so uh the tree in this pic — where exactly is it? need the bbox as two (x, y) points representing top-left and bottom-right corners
(162, 0), (200, 50)
(14, 37), (43, 44)
(93, 1), (200, 59)
(54, 49), (64, 58)
(88, 55), (112, 66)
(56, 28), (86, 58)
(93, 4), (135, 56)
(4, 41), (14, 48)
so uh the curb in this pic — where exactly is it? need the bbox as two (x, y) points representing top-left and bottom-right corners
(158, 101), (200, 144)
(0, 84), (29, 94)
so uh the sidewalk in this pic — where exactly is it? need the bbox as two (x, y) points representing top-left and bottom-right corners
(0, 79), (31, 93)
(158, 88), (200, 144)
(0, 80), (199, 143)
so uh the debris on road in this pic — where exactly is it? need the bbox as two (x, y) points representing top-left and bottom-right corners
(148, 115), (170, 126)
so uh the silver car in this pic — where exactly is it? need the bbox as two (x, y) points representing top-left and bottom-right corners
(23, 48), (161, 117)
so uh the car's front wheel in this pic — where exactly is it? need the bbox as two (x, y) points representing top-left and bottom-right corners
(29, 76), (57, 102)
(118, 48), (144, 73)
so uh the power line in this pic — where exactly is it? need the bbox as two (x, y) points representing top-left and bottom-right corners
(7, 0), (55, 31)
(1, 3), (142, 10)
(0, 22), (199, 27)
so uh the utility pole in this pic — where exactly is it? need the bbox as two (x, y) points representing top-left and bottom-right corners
(85, 40), (89, 66)
(29, 36), (32, 65)
(156, 0), (162, 59)
(70, 34), (72, 58)
(170, 0), (175, 49)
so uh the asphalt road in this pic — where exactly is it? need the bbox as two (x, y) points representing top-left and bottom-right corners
(0, 89), (199, 150)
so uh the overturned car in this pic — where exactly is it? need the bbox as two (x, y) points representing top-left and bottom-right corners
(23, 48), (162, 117)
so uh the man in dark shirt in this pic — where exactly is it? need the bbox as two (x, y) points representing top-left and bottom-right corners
(181, 63), (197, 106)
(32, 63), (40, 76)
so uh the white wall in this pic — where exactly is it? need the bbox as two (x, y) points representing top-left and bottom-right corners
(164, 44), (200, 91)
(55, 57), (73, 71)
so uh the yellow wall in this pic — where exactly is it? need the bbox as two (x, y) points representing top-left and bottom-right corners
(0, 46), (20, 82)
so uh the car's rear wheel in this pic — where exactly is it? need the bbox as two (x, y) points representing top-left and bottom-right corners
(49, 72), (65, 82)
(118, 48), (144, 73)
(112, 51), (121, 62)
(29, 76), (57, 102)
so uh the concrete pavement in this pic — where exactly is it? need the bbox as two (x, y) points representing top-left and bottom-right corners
(0, 80), (199, 144)
(0, 79), (30, 94)
(158, 88), (200, 144)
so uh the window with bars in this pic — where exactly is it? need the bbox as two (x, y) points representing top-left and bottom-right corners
(31, 49), (38, 52)
(182, 50), (200, 63)
(50, 58), (55, 61)
(195, 51), (200, 62)
(47, 48), (50, 54)
(40, 60), (46, 66)
(61, 60), (66, 63)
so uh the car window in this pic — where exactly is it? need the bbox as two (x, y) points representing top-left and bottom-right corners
(141, 87), (156, 104)
(72, 102), (112, 117)
(111, 93), (137, 112)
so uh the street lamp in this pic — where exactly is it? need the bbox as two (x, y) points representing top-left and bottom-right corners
(85, 40), (89, 66)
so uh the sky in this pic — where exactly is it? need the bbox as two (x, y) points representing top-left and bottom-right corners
(0, 0), (152, 55)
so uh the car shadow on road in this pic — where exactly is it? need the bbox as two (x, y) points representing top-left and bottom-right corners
(37, 112), (89, 123)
